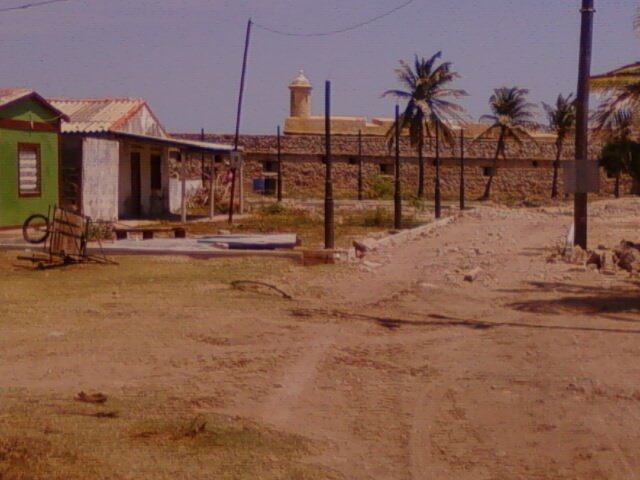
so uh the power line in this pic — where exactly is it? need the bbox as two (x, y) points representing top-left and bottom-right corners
(0, 0), (73, 13)
(253, 0), (415, 37)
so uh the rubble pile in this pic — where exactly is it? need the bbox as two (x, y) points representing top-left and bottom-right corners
(613, 241), (640, 274)
(549, 240), (640, 276)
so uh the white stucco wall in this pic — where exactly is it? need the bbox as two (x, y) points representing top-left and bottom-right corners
(82, 137), (119, 221)
(169, 179), (202, 214)
(119, 105), (167, 138)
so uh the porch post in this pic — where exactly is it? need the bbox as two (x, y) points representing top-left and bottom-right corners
(209, 155), (216, 219)
(180, 150), (187, 223)
(239, 161), (244, 214)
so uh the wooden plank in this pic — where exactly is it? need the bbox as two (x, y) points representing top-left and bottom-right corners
(49, 207), (87, 257)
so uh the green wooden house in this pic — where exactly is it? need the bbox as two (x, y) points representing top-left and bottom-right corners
(0, 88), (67, 227)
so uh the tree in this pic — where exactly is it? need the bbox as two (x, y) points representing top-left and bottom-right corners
(600, 139), (629, 197)
(594, 107), (637, 197)
(542, 93), (576, 198)
(475, 87), (536, 200)
(383, 52), (467, 201)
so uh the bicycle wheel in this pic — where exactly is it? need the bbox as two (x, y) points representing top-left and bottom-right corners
(22, 214), (50, 244)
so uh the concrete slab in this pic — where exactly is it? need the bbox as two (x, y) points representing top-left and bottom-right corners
(0, 237), (302, 261)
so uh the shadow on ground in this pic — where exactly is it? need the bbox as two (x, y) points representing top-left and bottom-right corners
(504, 280), (640, 322)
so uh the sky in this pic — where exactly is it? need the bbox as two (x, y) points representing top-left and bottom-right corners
(1, 0), (638, 133)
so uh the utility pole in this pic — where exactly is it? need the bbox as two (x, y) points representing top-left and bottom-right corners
(180, 151), (187, 223)
(277, 125), (283, 202)
(324, 81), (334, 249)
(459, 128), (465, 210)
(229, 18), (252, 224)
(574, 0), (594, 249)
(394, 104), (402, 230)
(202, 128), (215, 220)
(434, 121), (441, 219)
(357, 129), (363, 201)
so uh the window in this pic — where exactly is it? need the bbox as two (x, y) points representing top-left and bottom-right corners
(18, 143), (41, 197)
(264, 177), (277, 195)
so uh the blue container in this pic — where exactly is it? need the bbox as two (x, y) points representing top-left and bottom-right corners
(252, 177), (266, 193)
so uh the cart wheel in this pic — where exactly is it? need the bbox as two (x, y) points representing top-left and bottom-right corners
(22, 214), (50, 244)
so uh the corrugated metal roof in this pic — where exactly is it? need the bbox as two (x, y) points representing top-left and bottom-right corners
(48, 97), (146, 133)
(0, 88), (33, 108)
(118, 131), (237, 153)
(47, 96), (235, 152)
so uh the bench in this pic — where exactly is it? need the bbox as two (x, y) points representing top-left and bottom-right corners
(114, 227), (187, 240)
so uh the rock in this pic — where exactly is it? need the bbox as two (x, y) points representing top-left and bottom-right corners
(613, 241), (640, 273)
(352, 238), (377, 257)
(585, 251), (603, 270)
(464, 267), (483, 282)
(566, 245), (587, 265)
(362, 260), (382, 269)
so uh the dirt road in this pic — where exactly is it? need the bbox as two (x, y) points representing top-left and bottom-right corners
(2, 199), (640, 479)
(249, 199), (640, 479)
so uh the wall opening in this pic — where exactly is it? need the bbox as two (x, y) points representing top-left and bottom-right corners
(379, 163), (394, 175)
(482, 166), (495, 177)
(262, 160), (277, 173)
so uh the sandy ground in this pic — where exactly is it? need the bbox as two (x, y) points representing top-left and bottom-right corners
(2, 198), (640, 479)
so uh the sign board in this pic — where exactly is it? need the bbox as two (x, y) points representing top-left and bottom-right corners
(229, 151), (244, 168)
(563, 160), (600, 194)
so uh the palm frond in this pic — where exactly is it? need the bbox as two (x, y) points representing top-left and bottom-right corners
(382, 89), (412, 99)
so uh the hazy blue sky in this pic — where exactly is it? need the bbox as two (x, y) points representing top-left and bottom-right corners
(1, 0), (637, 133)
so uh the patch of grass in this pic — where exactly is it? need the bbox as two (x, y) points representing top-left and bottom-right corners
(0, 249), (341, 479)
(356, 207), (391, 228)
(0, 392), (341, 480)
(171, 204), (401, 249)
(2, 251), (293, 334)
(0, 436), (83, 480)
(344, 208), (423, 230)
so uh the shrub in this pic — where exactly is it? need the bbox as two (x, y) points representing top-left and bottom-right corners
(365, 174), (394, 199)
(361, 207), (392, 227)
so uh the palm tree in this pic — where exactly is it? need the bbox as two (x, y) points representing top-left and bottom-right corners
(383, 52), (467, 203)
(542, 93), (576, 198)
(475, 87), (536, 200)
(590, 62), (640, 123)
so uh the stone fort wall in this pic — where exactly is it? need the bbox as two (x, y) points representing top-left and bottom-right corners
(170, 133), (636, 202)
